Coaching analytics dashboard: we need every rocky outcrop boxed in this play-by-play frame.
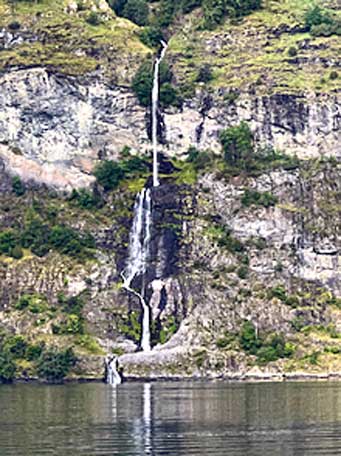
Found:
[164,91,341,159]
[0,66,340,190]
[0,68,148,189]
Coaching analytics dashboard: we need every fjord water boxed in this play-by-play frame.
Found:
[1,382,341,456]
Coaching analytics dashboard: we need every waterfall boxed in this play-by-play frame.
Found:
[106,356,121,385]
[122,188,152,352]
[152,40,168,188]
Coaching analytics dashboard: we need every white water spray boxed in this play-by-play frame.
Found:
[106,356,121,385]
[152,40,168,188]
[122,188,152,352]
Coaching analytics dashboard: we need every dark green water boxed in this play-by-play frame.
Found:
[1,381,341,455]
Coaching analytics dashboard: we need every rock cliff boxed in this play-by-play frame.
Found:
[0,0,340,382]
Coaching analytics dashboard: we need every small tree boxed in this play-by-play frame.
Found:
[122,0,149,26]
[219,122,254,169]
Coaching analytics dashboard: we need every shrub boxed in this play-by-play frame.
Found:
[132,59,176,107]
[330,71,338,80]
[267,285,287,302]
[241,189,278,208]
[305,6,331,29]
[53,314,84,335]
[237,265,248,279]
[86,11,101,26]
[36,348,76,382]
[10,245,23,259]
[239,321,261,354]
[25,343,44,361]
[219,122,254,169]
[12,176,25,196]
[69,188,102,209]
[122,0,149,26]
[186,147,212,170]
[160,82,180,107]
[196,64,213,83]
[3,335,27,359]
[16,294,47,314]
[94,156,148,191]
[288,46,298,57]
[94,160,125,191]
[139,26,164,48]
[0,352,16,383]
[0,230,18,255]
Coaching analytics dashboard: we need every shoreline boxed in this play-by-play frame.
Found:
[5,371,341,385]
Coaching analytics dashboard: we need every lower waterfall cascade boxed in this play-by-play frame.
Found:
[106,356,122,386]
[122,188,152,352]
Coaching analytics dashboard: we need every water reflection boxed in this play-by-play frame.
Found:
[0,382,341,455]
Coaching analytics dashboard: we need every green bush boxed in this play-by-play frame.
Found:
[220,122,254,169]
[239,321,261,354]
[36,348,76,382]
[49,225,94,257]
[305,5,332,29]
[0,230,18,255]
[10,245,23,259]
[241,189,278,208]
[267,285,287,302]
[94,160,125,190]
[94,156,148,191]
[0,352,16,383]
[288,46,298,57]
[122,0,149,26]
[25,343,45,361]
[139,25,164,48]
[237,265,248,279]
[132,59,178,108]
[186,147,212,170]
[3,335,27,359]
[69,188,102,210]
[239,321,294,364]
[86,11,101,26]
[12,176,25,196]
[196,64,213,83]
[52,314,84,335]
[15,294,48,314]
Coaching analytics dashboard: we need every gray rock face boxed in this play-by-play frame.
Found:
[0,68,148,189]
[163,91,341,159]
[0,67,340,189]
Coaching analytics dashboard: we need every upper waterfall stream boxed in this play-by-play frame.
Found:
[152,40,168,188]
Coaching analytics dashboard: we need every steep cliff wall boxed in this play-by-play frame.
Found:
[0,0,340,382]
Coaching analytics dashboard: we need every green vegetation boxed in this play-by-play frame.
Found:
[36,348,76,382]
[95,155,149,191]
[168,0,341,95]
[206,223,245,254]
[0,0,149,81]
[0,331,73,383]
[219,123,300,176]
[157,316,179,345]
[0,352,16,383]
[15,294,48,314]
[132,59,179,107]
[239,321,294,364]
[0,210,96,260]
[118,311,141,343]
[305,5,341,37]
[12,176,25,197]
[241,189,278,208]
